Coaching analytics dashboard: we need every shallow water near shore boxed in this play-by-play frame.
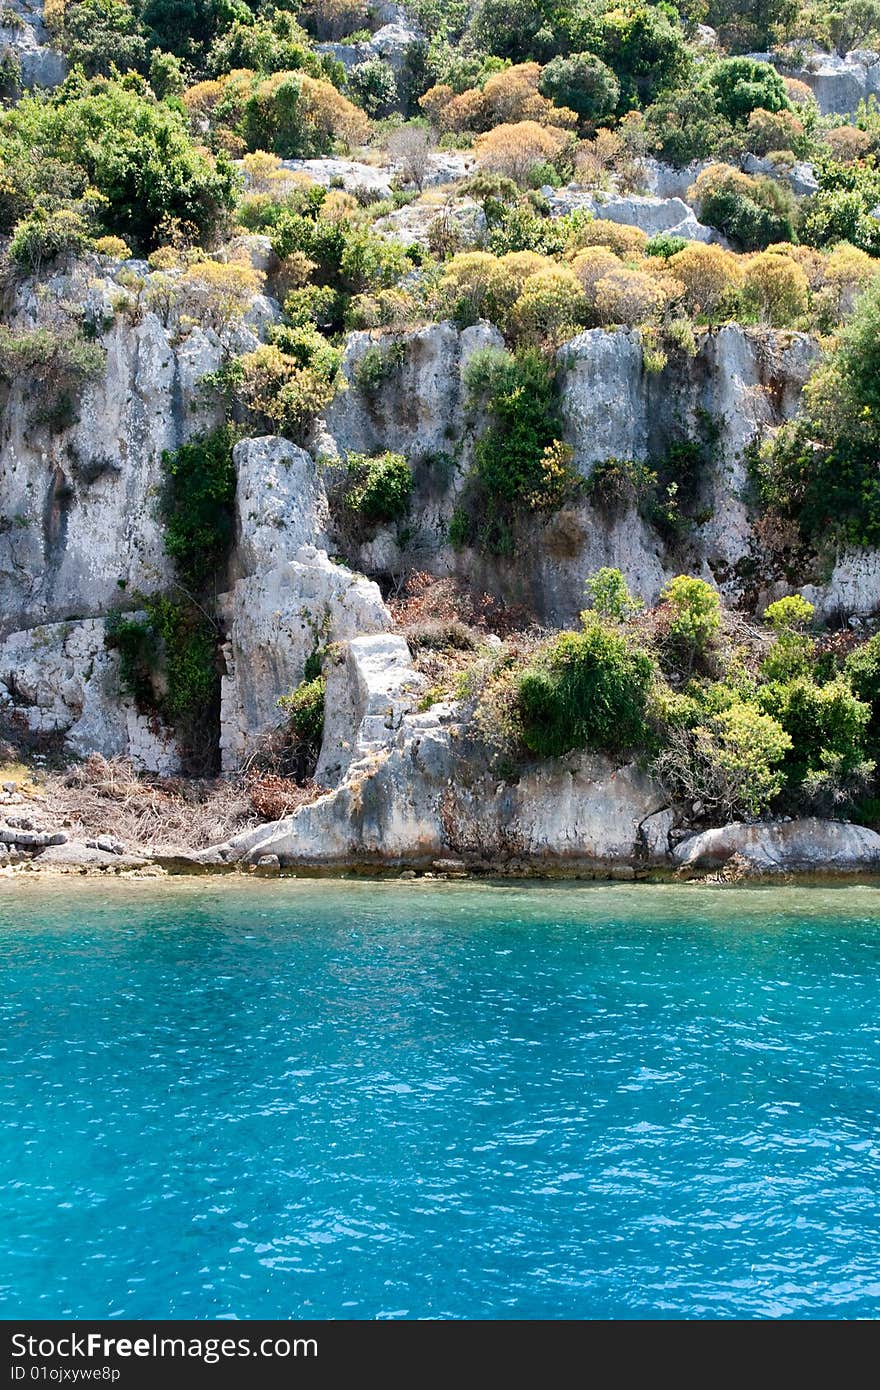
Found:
[2,877,880,1320]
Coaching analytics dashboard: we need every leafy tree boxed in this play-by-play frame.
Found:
[468,0,552,63]
[589,3,691,107]
[830,0,880,56]
[705,0,798,52]
[707,57,790,126]
[140,0,253,62]
[0,79,236,249]
[347,58,398,118]
[58,0,148,77]
[644,85,730,166]
[538,52,620,125]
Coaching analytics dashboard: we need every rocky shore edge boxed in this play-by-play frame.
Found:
[4,816,880,886]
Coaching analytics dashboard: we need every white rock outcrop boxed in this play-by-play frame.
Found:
[546,188,718,242]
[322,319,504,459]
[0,285,230,634]
[230,436,330,578]
[673,818,880,873]
[316,633,428,786]
[768,48,880,115]
[0,619,179,772]
[373,197,487,249]
[205,626,670,868]
[219,548,391,770]
[0,2,67,89]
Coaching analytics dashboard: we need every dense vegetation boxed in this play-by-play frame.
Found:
[467,569,880,825]
[4,0,880,821]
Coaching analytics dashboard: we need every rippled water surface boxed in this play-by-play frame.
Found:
[2,878,880,1319]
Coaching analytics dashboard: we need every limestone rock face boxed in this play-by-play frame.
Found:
[741,153,818,196]
[315,18,423,80]
[773,49,880,115]
[273,151,474,196]
[546,189,718,242]
[231,436,330,579]
[219,548,391,771]
[316,633,428,787]
[0,298,226,636]
[322,319,504,460]
[0,619,179,772]
[0,2,67,89]
[557,325,818,590]
[206,632,669,868]
[803,551,880,620]
[373,197,487,249]
[673,818,880,873]
[312,320,822,625]
[208,714,668,869]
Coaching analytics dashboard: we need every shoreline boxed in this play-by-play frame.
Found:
[6,853,880,887]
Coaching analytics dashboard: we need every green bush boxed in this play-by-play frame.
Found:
[760,593,816,682]
[278,675,326,778]
[0,78,236,250]
[695,173,797,250]
[538,52,620,124]
[223,328,342,442]
[653,698,792,820]
[645,232,689,259]
[661,575,721,666]
[58,0,148,78]
[347,57,398,116]
[9,207,94,273]
[106,596,221,771]
[353,340,406,397]
[584,567,642,623]
[0,324,106,429]
[343,451,413,524]
[644,85,733,166]
[160,426,237,591]
[757,676,871,792]
[844,633,880,750]
[707,57,791,125]
[515,622,655,759]
[104,611,158,709]
[763,594,815,631]
[752,278,880,548]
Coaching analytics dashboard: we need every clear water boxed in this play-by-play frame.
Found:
[2,878,880,1321]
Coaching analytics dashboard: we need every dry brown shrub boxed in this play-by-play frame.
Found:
[42,755,258,852]
[248,774,325,821]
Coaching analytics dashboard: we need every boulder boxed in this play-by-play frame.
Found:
[771,48,880,116]
[373,197,487,249]
[673,818,880,873]
[546,188,718,242]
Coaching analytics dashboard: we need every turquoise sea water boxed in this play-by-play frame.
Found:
[1,878,880,1320]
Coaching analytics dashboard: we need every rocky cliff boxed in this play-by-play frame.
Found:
[1,252,878,874]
